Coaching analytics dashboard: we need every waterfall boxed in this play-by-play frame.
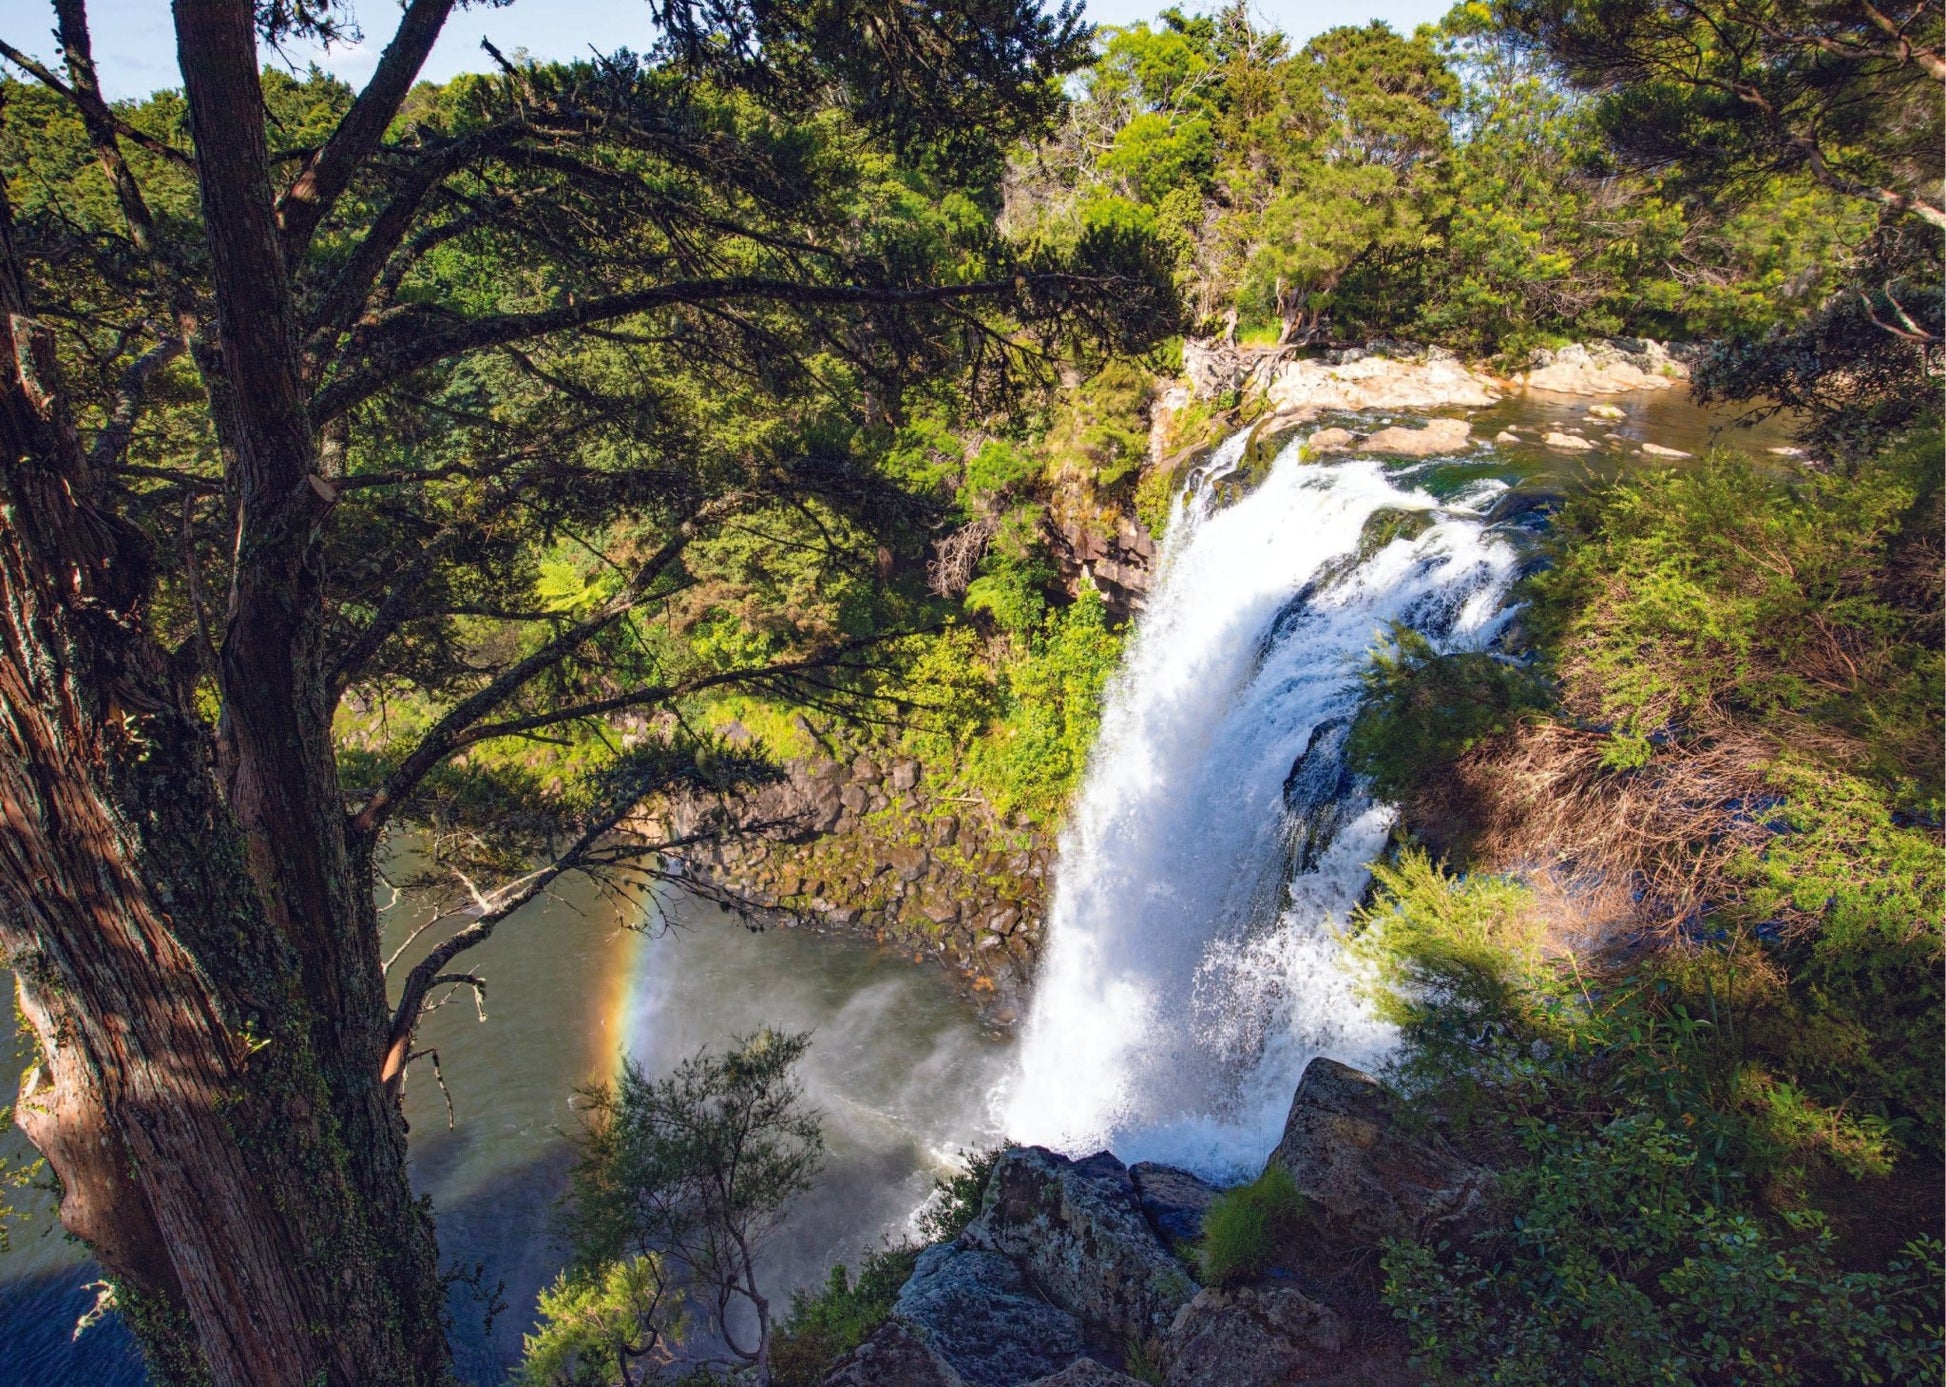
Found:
[997,426,1523,1179]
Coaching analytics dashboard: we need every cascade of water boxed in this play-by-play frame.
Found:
[996,427,1522,1179]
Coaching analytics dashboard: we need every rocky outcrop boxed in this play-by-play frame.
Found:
[1050,511,1158,612]
[891,1245,1089,1387]
[1261,345,1500,416]
[1516,338,1691,394]
[1023,1362,1151,1387]
[819,1319,962,1387]
[1128,1163,1220,1247]
[1266,1056,1490,1243]
[663,736,1053,999]
[1361,417,1472,457]
[1161,1284,1348,1387]
[964,1147,1200,1342]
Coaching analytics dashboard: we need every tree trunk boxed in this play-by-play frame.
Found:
[0,8,454,1379]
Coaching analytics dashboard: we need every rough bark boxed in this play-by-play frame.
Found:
[0,5,453,1381]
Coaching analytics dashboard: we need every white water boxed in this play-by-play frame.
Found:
[998,429,1522,1179]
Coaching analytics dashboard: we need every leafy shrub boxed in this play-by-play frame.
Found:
[770,1246,920,1387]
[1346,624,1549,800]
[513,1255,685,1387]
[918,1146,1005,1244]
[1196,1164,1307,1287]
[969,587,1123,820]
[1382,1116,1943,1386]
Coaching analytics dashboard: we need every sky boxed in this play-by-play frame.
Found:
[3,0,1454,102]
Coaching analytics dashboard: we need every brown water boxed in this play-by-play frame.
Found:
[0,388,1798,1385]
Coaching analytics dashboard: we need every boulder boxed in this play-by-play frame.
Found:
[1161,1284,1348,1387]
[1128,1162,1221,1246]
[893,1245,1086,1387]
[1304,426,1359,455]
[885,843,931,883]
[821,1319,963,1387]
[1362,417,1471,457]
[1640,441,1691,458]
[1266,1057,1489,1245]
[963,1147,1198,1341]
[1542,431,1594,451]
[1263,351,1499,416]
[1493,429,1519,444]
[1518,338,1689,395]
[1586,402,1627,420]
[1022,1362,1150,1387]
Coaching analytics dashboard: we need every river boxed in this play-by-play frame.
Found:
[0,389,1793,1384]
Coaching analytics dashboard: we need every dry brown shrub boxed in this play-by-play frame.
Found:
[1434,718,1784,947]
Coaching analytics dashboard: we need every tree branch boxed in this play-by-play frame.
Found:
[310,269,1120,422]
[278,0,457,263]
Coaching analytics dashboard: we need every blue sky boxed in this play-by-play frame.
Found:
[3,0,1454,102]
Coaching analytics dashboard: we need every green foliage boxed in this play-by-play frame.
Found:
[1196,1164,1308,1287]
[1346,624,1549,800]
[1045,359,1155,489]
[513,1255,686,1387]
[1383,1116,1943,1386]
[918,1146,1005,1244]
[770,1246,920,1387]
[967,587,1124,821]
[1535,443,1943,805]
[560,1030,824,1374]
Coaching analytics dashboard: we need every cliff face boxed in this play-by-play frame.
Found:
[820,1056,1488,1387]
[664,736,1053,1011]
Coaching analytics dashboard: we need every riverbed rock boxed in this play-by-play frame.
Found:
[1542,430,1594,451]
[1129,1162,1221,1246]
[1022,1361,1150,1387]
[1263,350,1499,416]
[1586,402,1627,420]
[1362,417,1471,457]
[1302,425,1360,455]
[1518,338,1689,394]
[894,1245,1087,1387]
[964,1147,1199,1340]
[820,1319,963,1387]
[1162,1284,1348,1387]
[1640,441,1692,458]
[1266,1057,1490,1244]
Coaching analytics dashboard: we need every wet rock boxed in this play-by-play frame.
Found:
[1266,1057,1489,1244]
[1161,1284,1348,1387]
[1128,1163,1221,1246]
[1518,338,1689,395]
[820,1318,961,1387]
[1022,1361,1150,1387]
[1304,426,1359,454]
[964,1147,1198,1341]
[1542,430,1594,451]
[894,1245,1086,1387]
[1640,441,1691,458]
[1283,718,1362,875]
[1361,417,1471,457]
[1494,428,1520,444]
